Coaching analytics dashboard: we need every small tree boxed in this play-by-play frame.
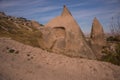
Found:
[101,43,120,65]
[101,14,120,65]
[110,14,120,38]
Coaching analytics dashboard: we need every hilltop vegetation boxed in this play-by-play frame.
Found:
[101,15,120,65]
[0,12,43,47]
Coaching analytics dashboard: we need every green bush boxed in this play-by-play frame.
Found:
[101,43,120,65]
[107,36,120,42]
[0,15,43,48]
[9,49,15,53]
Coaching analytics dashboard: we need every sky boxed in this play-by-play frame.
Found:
[0,0,120,34]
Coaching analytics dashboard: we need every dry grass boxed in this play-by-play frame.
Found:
[0,18,42,47]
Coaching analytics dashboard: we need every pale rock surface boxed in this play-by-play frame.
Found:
[0,38,120,80]
[39,5,96,59]
[90,17,106,46]
[90,17,106,58]
[31,20,42,29]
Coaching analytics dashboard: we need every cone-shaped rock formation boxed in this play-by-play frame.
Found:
[39,5,96,59]
[61,5,72,16]
[90,17,106,46]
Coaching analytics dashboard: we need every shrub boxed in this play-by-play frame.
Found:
[107,36,120,42]
[101,43,120,65]
[9,49,15,53]
[40,24,44,26]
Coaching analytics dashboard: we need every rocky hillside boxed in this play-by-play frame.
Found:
[0,6,120,80]
[0,12,43,47]
[0,37,120,80]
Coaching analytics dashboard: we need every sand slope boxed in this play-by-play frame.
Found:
[0,38,120,80]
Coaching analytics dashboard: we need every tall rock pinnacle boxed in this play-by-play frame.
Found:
[90,17,106,46]
[39,5,96,59]
[61,5,72,16]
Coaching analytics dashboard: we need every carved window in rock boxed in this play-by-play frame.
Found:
[52,27,66,39]
[50,27,66,51]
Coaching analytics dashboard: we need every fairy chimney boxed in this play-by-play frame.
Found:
[90,17,106,46]
[39,5,96,59]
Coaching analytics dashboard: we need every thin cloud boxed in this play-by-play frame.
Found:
[68,1,89,8]
[37,16,55,23]
[0,0,19,8]
[8,5,61,17]
[0,0,47,8]
[72,5,120,19]
[0,0,120,33]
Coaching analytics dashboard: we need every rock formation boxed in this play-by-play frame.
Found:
[39,5,96,59]
[90,17,106,58]
[31,20,42,29]
[90,17,106,47]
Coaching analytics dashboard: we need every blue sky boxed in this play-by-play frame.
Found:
[0,0,120,33]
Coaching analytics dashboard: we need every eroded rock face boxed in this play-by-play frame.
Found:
[39,6,96,59]
[90,17,106,46]
[39,27,66,53]
[90,17,106,58]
